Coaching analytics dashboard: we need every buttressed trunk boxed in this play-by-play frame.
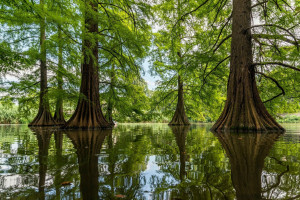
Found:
[212,0,284,132]
[54,25,66,125]
[64,0,110,129]
[215,133,281,200]
[29,0,56,127]
[66,129,111,200]
[169,75,190,125]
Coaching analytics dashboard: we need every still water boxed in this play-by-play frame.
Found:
[0,123,299,200]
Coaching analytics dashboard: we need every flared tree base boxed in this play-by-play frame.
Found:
[212,103,285,132]
[54,112,66,126]
[64,101,112,130]
[169,112,190,126]
[29,109,57,127]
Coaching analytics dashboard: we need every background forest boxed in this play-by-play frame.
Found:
[0,0,299,124]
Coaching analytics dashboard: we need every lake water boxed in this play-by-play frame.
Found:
[0,123,299,200]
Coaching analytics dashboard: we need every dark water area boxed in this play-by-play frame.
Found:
[0,123,299,200]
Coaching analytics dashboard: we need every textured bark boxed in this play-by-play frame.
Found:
[215,132,281,200]
[66,129,111,200]
[31,128,53,200]
[29,0,56,127]
[53,25,66,125]
[212,0,284,132]
[169,76,190,125]
[64,0,110,129]
[171,125,190,181]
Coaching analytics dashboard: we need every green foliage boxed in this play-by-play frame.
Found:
[277,115,300,123]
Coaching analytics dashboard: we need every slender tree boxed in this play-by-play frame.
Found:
[29,0,56,126]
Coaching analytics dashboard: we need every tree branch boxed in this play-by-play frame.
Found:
[252,34,299,45]
[253,62,300,72]
[255,71,285,103]
[245,24,299,50]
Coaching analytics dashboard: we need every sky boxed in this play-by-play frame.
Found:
[142,58,160,91]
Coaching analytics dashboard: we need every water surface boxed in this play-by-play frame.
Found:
[0,123,299,199]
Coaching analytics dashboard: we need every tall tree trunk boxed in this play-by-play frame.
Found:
[215,132,281,200]
[106,66,115,126]
[66,129,111,200]
[29,0,56,127]
[54,25,66,125]
[212,0,284,132]
[64,0,110,129]
[169,75,190,125]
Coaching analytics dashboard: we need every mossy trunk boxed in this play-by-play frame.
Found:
[67,129,111,200]
[212,0,284,132]
[215,132,281,199]
[169,76,190,125]
[64,0,110,129]
[29,0,56,127]
[53,26,66,125]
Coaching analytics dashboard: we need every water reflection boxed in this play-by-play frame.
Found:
[0,124,300,199]
[171,125,190,182]
[66,129,111,200]
[31,127,53,200]
[215,132,281,200]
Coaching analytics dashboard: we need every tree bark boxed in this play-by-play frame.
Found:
[64,0,111,129]
[215,132,281,200]
[54,25,66,125]
[29,0,56,127]
[212,0,284,132]
[66,129,111,200]
[169,75,190,125]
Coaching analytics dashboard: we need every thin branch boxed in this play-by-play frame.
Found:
[200,55,231,94]
[256,71,285,103]
[251,0,269,8]
[213,34,232,53]
[252,34,299,45]
[245,24,299,50]
[253,62,300,72]
[173,0,210,31]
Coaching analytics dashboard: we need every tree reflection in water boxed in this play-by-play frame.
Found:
[30,127,53,200]
[0,124,300,199]
[66,129,111,200]
[215,132,282,200]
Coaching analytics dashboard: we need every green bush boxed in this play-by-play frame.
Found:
[277,115,300,123]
